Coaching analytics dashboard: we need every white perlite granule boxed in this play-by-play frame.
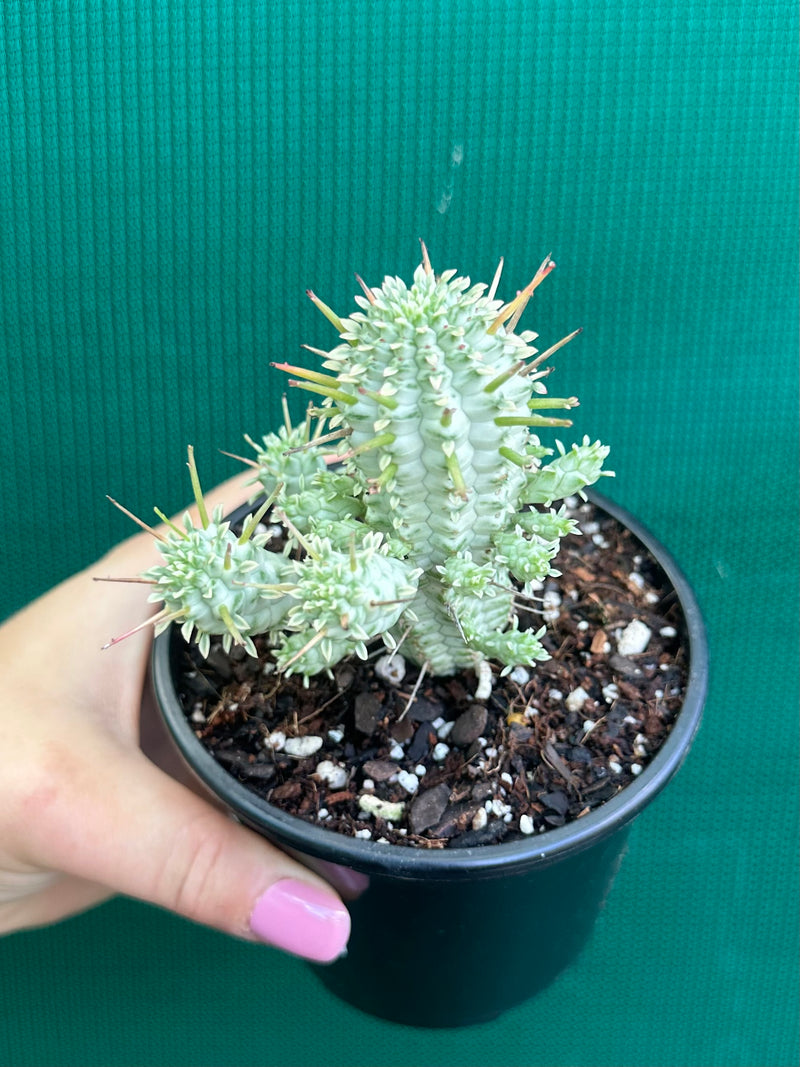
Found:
[473,659,493,700]
[313,760,347,789]
[617,619,652,656]
[284,736,324,758]
[265,730,286,751]
[565,686,590,712]
[374,653,406,685]
[542,589,562,623]
[396,770,419,794]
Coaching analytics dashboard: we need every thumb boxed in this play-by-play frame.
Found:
[16,736,351,963]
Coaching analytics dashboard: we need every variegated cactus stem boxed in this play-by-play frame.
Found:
[219,396,332,503]
[255,245,612,679]
[106,444,421,679]
[103,445,293,657]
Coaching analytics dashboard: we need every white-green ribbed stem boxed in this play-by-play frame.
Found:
[322,266,535,571]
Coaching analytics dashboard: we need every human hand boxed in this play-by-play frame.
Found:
[0,473,351,963]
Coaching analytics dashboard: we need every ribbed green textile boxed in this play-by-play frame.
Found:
[1,2,797,1065]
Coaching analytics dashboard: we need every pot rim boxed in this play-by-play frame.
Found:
[152,489,707,880]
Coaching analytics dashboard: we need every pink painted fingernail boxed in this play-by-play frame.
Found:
[249,879,351,963]
[312,859,370,899]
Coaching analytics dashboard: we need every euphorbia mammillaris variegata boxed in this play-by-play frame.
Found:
[112,249,611,682]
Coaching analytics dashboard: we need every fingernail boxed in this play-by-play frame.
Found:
[312,859,370,900]
[249,879,351,963]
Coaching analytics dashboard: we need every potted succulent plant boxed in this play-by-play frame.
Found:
[111,247,707,1027]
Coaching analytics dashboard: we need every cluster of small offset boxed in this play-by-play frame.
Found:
[143,253,611,681]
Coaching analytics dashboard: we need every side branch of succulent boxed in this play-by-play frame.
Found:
[112,250,612,683]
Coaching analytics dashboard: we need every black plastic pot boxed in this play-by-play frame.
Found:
[152,491,707,1027]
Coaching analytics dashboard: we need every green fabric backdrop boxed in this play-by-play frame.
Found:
[1,2,797,1065]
